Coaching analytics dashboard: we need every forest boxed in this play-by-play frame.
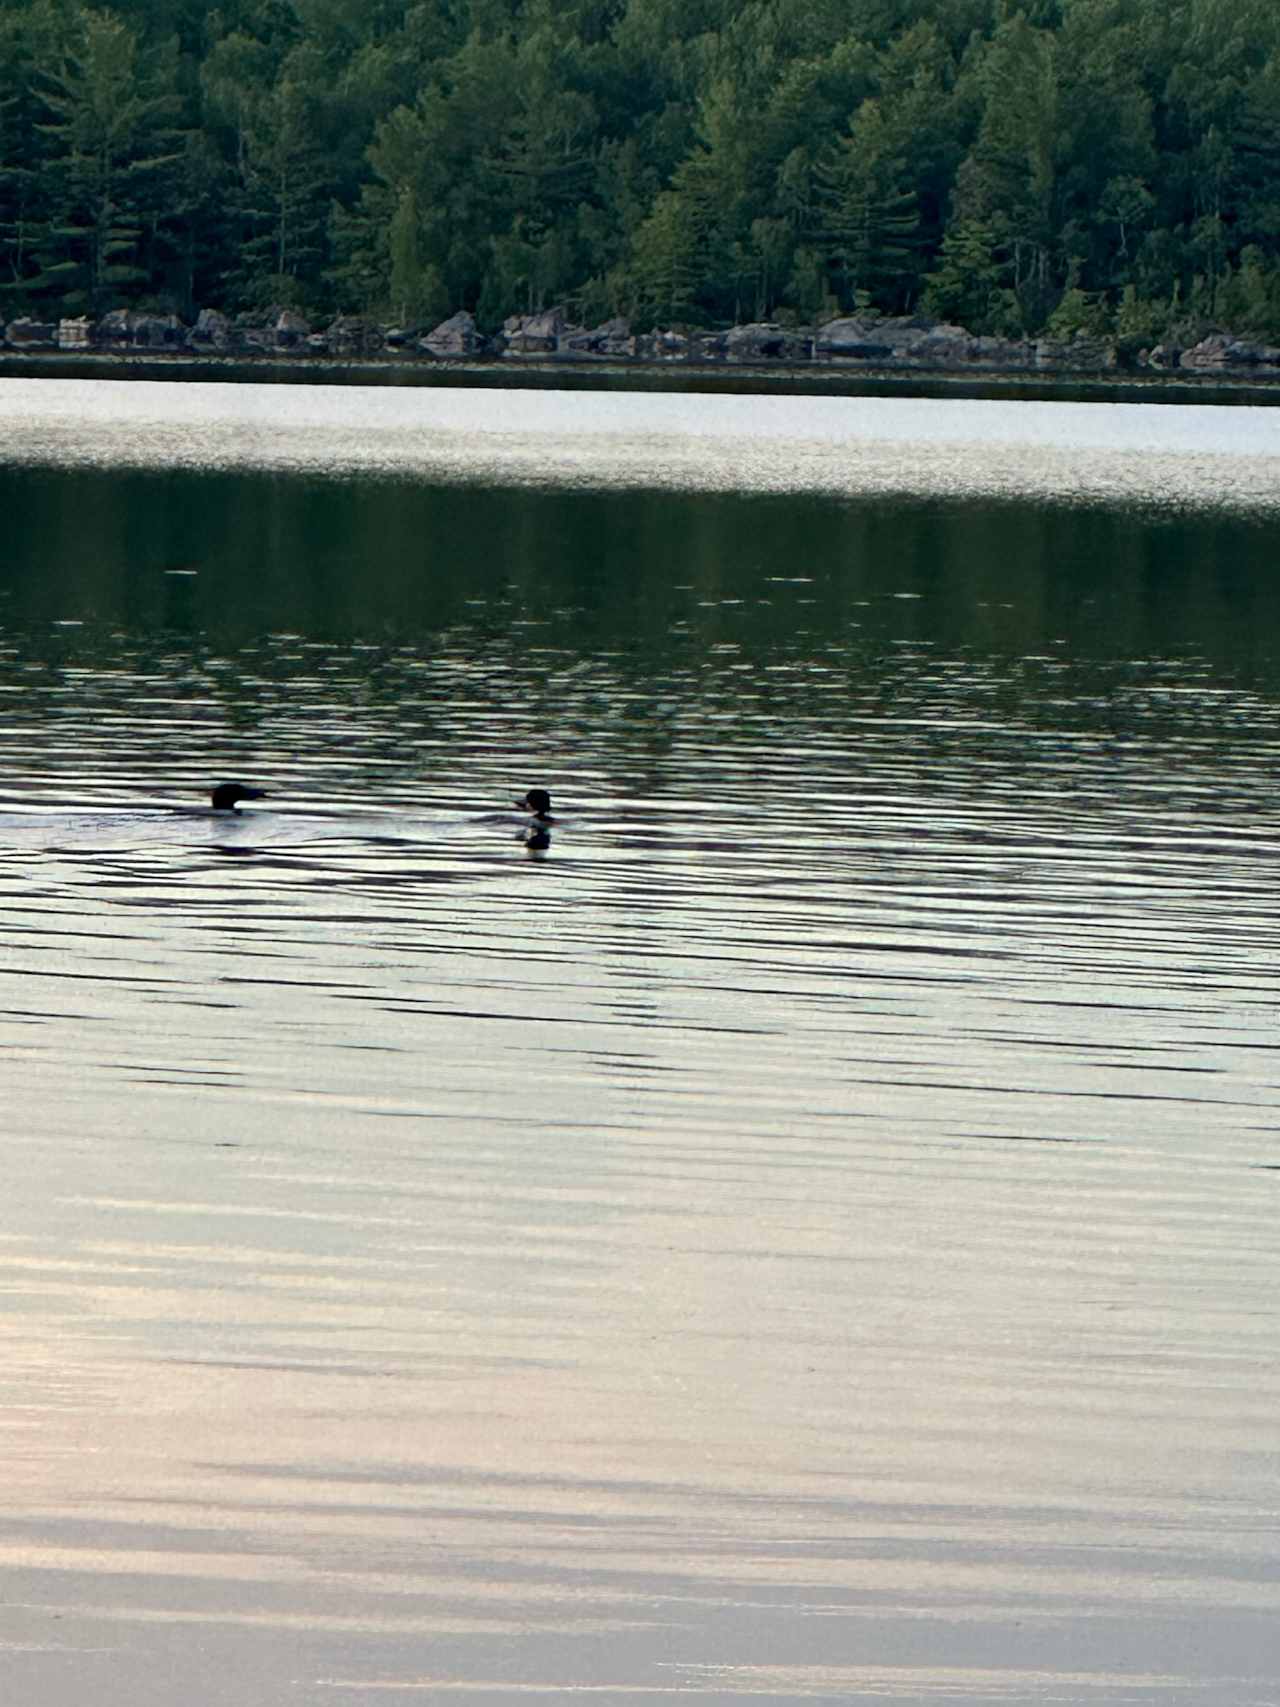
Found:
[2,0,1280,345]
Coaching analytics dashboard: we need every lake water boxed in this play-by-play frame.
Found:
[1,377,1278,1705]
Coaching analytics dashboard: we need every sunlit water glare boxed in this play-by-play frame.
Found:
[6,375,1280,507]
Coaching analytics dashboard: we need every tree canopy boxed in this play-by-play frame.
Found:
[3,0,1279,339]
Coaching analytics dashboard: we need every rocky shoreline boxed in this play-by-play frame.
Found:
[5,304,1280,380]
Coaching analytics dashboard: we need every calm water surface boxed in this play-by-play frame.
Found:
[1,379,1279,1705]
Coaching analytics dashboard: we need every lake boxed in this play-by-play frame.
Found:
[1,377,1278,1706]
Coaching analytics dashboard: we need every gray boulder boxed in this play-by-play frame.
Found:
[1229,337,1280,367]
[228,305,295,354]
[641,328,692,359]
[562,317,635,357]
[918,323,995,364]
[1145,343,1182,369]
[817,314,1072,370]
[816,315,985,365]
[1180,333,1232,369]
[725,322,813,361]
[189,308,235,350]
[815,316,899,361]
[95,308,134,345]
[1034,334,1117,371]
[502,307,567,353]
[420,310,485,357]
[274,309,310,350]
[138,313,184,349]
[324,314,384,355]
[4,317,57,348]
[1182,333,1280,370]
[92,308,183,348]
[822,319,914,361]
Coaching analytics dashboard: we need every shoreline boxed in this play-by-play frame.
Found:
[4,348,1280,406]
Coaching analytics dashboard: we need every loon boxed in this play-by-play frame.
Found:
[516,787,554,851]
[516,787,554,823]
[211,782,269,812]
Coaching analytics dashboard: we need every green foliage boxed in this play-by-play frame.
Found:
[1111,281,1179,352]
[631,185,704,322]
[1213,245,1280,337]
[0,0,1278,336]
[923,217,1008,330]
[0,1,53,296]
[23,6,184,311]
[812,99,922,312]
[1044,285,1110,339]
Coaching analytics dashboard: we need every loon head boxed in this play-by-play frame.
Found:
[211,781,268,812]
[518,787,553,820]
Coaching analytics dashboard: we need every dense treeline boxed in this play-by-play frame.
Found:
[2,0,1280,341]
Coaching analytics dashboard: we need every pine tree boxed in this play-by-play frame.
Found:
[812,101,921,311]
[0,3,55,303]
[30,7,183,313]
[922,216,1012,332]
[630,186,704,323]
[202,36,332,308]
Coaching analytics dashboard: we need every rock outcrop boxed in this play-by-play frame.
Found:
[502,307,567,353]
[562,317,635,358]
[96,309,185,348]
[1146,343,1181,369]
[1181,332,1280,370]
[4,303,1279,378]
[420,310,485,357]
[274,309,311,349]
[189,308,234,350]
[725,322,814,361]
[5,317,59,348]
[1034,334,1117,371]
[324,314,384,355]
[818,315,1027,367]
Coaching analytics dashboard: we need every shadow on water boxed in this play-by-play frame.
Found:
[4,459,1280,664]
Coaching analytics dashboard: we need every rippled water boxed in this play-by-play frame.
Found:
[1,379,1279,1705]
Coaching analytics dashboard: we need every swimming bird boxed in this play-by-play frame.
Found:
[210,782,269,812]
[516,787,554,823]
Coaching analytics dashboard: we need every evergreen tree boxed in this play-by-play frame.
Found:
[951,12,1063,328]
[0,0,1277,337]
[0,2,51,301]
[630,184,704,323]
[922,215,1011,330]
[1232,61,1280,249]
[813,100,922,311]
[29,6,184,313]
[202,33,331,308]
